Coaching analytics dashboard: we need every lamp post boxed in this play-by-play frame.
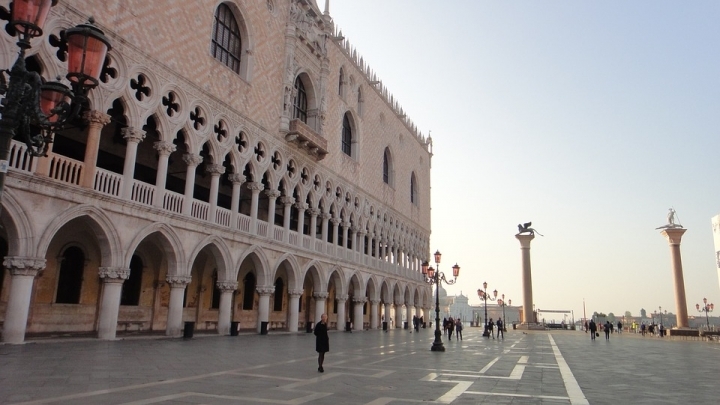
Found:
[498,294,509,332]
[658,306,663,325]
[477,282,497,337]
[696,298,714,330]
[0,0,111,206]
[421,250,460,352]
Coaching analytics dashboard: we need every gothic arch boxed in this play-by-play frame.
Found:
[187,235,234,281]
[0,191,34,257]
[126,222,185,277]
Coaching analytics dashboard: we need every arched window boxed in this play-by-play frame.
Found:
[411,172,419,206]
[210,270,221,309]
[211,4,242,73]
[56,246,85,304]
[341,113,352,156]
[383,147,393,185]
[273,278,284,311]
[293,77,307,123]
[121,255,143,306]
[242,272,256,310]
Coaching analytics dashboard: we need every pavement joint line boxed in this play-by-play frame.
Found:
[435,380,474,404]
[118,390,333,405]
[465,390,571,401]
[479,356,500,373]
[548,333,590,405]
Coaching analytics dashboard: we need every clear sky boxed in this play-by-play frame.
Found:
[329,1,720,322]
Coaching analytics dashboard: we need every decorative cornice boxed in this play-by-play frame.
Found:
[183,153,203,167]
[216,281,238,292]
[122,127,146,143]
[3,256,45,276]
[166,275,192,286]
[154,140,177,156]
[99,267,130,280]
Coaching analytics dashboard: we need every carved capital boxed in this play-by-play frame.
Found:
[313,292,330,300]
[256,286,275,295]
[216,280,238,292]
[166,275,192,286]
[4,256,45,276]
[330,217,341,225]
[370,299,382,305]
[280,196,295,206]
[122,127,146,143]
[99,267,130,280]
[265,189,281,199]
[183,153,203,167]
[206,164,225,176]
[247,182,264,192]
[307,208,320,217]
[288,289,304,297]
[353,297,368,304]
[350,226,359,233]
[321,212,332,220]
[83,110,111,126]
[335,295,348,302]
[228,173,246,184]
[154,140,177,156]
[294,202,308,211]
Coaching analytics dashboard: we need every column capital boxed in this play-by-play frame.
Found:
[307,208,320,217]
[336,295,348,301]
[206,164,225,176]
[341,221,351,228]
[166,275,192,286]
[182,153,203,167]
[330,217,341,225]
[321,212,332,220]
[515,233,535,248]
[3,256,45,276]
[122,127,146,143]
[313,292,329,300]
[216,280,238,292]
[99,267,130,281]
[83,110,111,126]
[228,173,246,184]
[153,140,177,156]
[257,286,275,295]
[288,289,304,297]
[247,181,264,192]
[661,227,687,245]
[280,196,295,206]
[294,202,308,211]
[265,189,282,199]
[353,297,367,304]
[370,299,381,305]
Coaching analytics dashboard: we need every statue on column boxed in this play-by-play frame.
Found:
[656,208,683,229]
[517,222,543,236]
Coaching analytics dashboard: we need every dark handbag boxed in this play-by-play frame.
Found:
[595,332,600,337]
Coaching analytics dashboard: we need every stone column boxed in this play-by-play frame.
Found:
[314,292,329,325]
[1,257,45,344]
[661,228,690,328]
[97,267,130,340]
[181,153,203,215]
[216,281,237,335]
[341,222,350,249]
[321,212,330,246]
[257,286,274,333]
[287,289,303,332]
[331,218,340,246]
[280,196,294,243]
[153,141,176,207]
[80,110,111,188]
[350,226,358,252]
[120,127,146,199]
[353,297,366,331]
[247,182,263,233]
[229,174,245,229]
[405,301,413,329]
[308,208,319,240]
[395,298,404,328]
[295,202,308,243]
[336,295,347,331]
[206,164,225,223]
[370,299,380,329]
[384,302,392,328]
[165,275,191,337]
[516,234,535,325]
[265,189,281,225]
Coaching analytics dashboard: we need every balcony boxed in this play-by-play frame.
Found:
[286,119,328,161]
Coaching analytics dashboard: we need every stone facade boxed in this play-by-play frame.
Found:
[0,0,432,343]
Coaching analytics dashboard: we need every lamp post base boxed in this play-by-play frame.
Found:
[430,329,445,351]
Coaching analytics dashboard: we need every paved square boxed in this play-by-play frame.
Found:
[1,328,718,404]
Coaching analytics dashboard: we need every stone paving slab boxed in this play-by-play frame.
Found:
[1,328,718,404]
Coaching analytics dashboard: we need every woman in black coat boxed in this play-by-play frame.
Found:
[314,313,329,372]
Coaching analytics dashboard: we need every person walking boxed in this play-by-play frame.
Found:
[496,318,504,339]
[448,317,455,340]
[641,322,646,336]
[617,321,623,334]
[604,321,611,340]
[488,318,495,339]
[314,313,329,373]
[589,319,597,340]
[455,318,463,340]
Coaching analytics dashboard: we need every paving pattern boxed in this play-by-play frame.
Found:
[1,328,718,404]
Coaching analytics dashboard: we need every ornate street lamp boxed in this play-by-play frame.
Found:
[0,1,111,204]
[421,250,460,352]
[696,298,714,330]
[477,282,497,337]
[498,294,509,332]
